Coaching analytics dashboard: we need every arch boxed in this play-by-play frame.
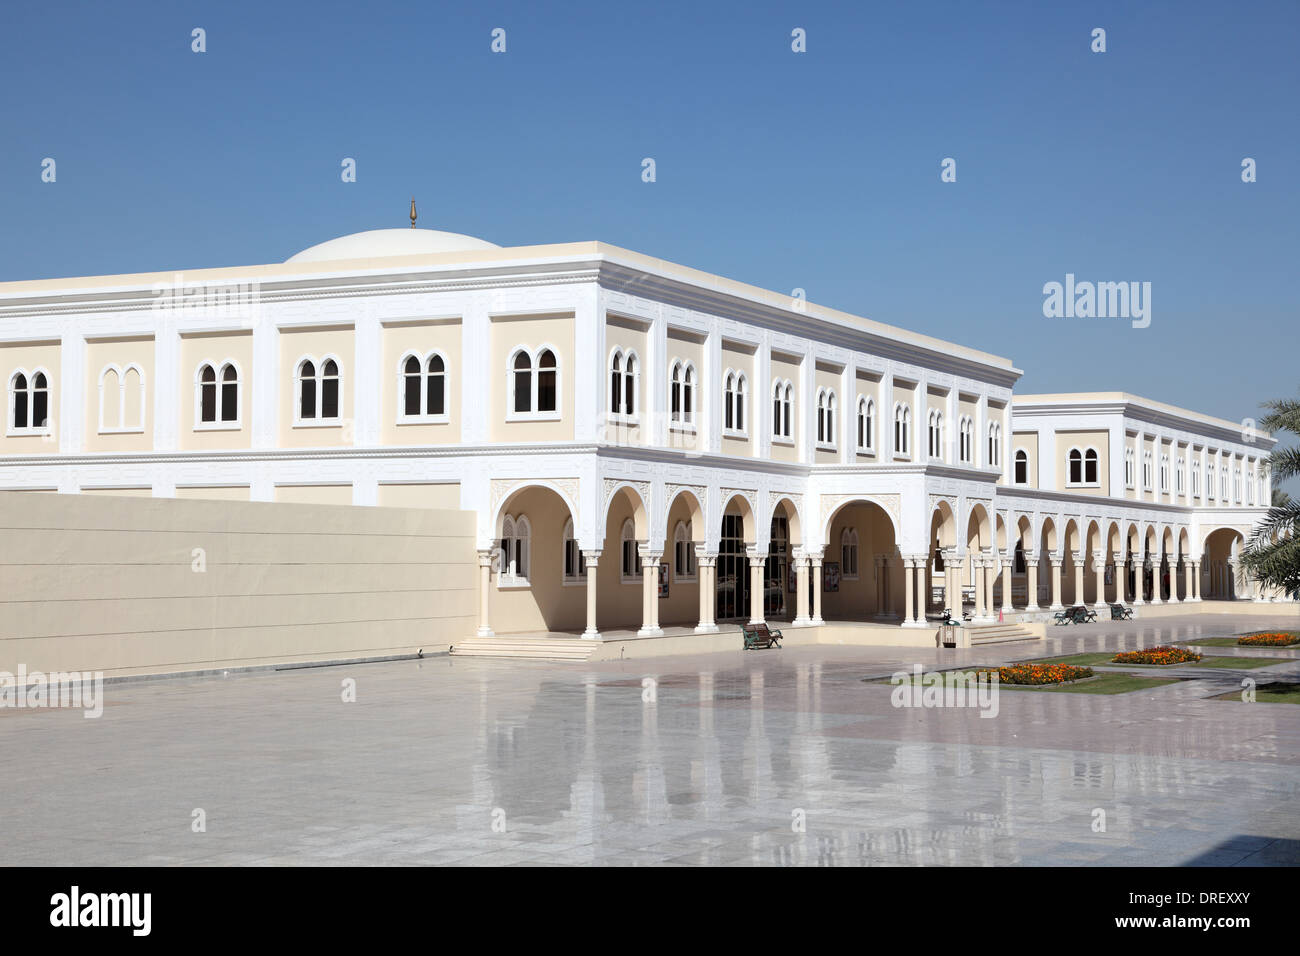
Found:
[1038,515,1059,556]
[769,495,804,548]
[1106,520,1123,556]
[721,492,757,545]
[492,479,581,541]
[930,499,957,552]
[1015,514,1033,550]
[994,512,1008,552]
[966,502,992,551]
[606,482,650,540]
[1084,518,1104,555]
[663,487,706,539]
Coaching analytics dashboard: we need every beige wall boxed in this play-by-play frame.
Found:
[80,487,152,497]
[1,340,60,451]
[822,503,899,620]
[488,313,575,443]
[853,371,880,458]
[376,482,462,510]
[814,366,843,463]
[83,336,155,454]
[179,331,253,450]
[275,484,353,505]
[770,353,801,463]
[1057,429,1109,496]
[720,341,755,456]
[891,380,916,460]
[666,329,704,455]
[174,485,251,501]
[380,319,461,445]
[1012,431,1038,488]
[0,491,476,678]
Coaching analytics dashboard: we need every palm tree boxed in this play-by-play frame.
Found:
[1240,393,1300,598]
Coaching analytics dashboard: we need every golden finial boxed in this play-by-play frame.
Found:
[409,197,417,229]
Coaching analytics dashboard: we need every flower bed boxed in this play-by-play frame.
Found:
[1237,632,1300,647]
[1112,646,1201,665]
[979,663,1094,685]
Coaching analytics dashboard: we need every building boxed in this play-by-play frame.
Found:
[0,226,1283,644]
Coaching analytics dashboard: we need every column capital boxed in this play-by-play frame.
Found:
[694,544,717,566]
[582,549,602,564]
[477,548,497,569]
[745,545,767,561]
[637,545,663,563]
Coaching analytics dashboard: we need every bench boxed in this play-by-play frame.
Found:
[742,622,783,650]
[1109,603,1134,620]
[941,608,964,627]
[1053,609,1074,625]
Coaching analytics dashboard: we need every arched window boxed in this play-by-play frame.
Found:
[196,361,240,426]
[1124,449,1135,488]
[99,366,121,430]
[817,389,835,445]
[609,348,638,418]
[773,380,793,440]
[959,416,973,464]
[988,422,1001,467]
[673,521,696,581]
[1014,449,1028,484]
[399,352,448,421]
[295,356,340,423]
[621,518,642,582]
[8,369,51,432]
[894,403,910,456]
[509,347,559,418]
[856,396,873,452]
[724,371,746,434]
[512,350,532,414]
[1143,451,1153,489]
[1220,465,1228,500]
[1014,540,1026,574]
[1084,447,1098,484]
[220,363,239,423]
[670,361,696,427]
[926,409,941,459]
[297,359,316,420]
[537,349,557,413]
[1159,454,1169,492]
[840,527,859,579]
[122,366,144,430]
[1068,447,1084,484]
[562,518,585,583]
[500,514,531,585]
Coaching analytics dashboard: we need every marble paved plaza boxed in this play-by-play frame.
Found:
[3,613,1298,866]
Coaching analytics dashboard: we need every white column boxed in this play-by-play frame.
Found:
[1049,558,1063,611]
[902,557,917,626]
[695,549,719,633]
[983,553,996,619]
[639,547,663,636]
[944,549,959,617]
[1073,553,1085,608]
[476,550,495,637]
[1092,551,1107,609]
[811,550,825,625]
[747,547,767,625]
[58,332,86,453]
[793,549,811,626]
[250,317,278,450]
[1001,558,1014,614]
[1025,550,1040,611]
[1150,554,1163,604]
[153,319,180,451]
[582,550,601,639]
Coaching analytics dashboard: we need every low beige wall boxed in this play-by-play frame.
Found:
[0,491,475,679]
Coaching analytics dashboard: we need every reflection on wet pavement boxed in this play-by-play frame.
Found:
[2,614,1297,865]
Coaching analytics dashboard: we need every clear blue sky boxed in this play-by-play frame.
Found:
[2,0,1296,465]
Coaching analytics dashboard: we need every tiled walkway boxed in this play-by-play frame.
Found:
[3,613,1297,865]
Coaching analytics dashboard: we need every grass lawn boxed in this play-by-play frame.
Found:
[1211,682,1300,704]
[999,673,1178,695]
[1033,652,1283,670]
[1187,635,1300,648]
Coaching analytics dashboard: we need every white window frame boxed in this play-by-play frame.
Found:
[608,347,640,424]
[397,349,450,425]
[723,370,748,438]
[926,409,943,461]
[840,527,859,580]
[6,367,53,436]
[856,396,874,455]
[506,345,561,422]
[194,359,242,431]
[1124,448,1135,489]
[988,422,1001,468]
[816,388,837,451]
[893,403,910,458]
[772,379,794,445]
[1014,448,1029,484]
[499,514,531,588]
[561,517,585,586]
[668,359,697,431]
[958,415,973,464]
[1067,446,1101,488]
[620,518,642,583]
[294,353,344,428]
[672,521,697,583]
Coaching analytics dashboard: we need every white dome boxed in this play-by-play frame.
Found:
[286,228,501,263]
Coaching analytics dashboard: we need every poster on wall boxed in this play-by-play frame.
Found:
[823,562,840,592]
[1105,565,1114,586]
[788,568,797,593]
[658,562,669,598]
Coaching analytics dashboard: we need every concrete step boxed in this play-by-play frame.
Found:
[967,624,1038,645]
[450,636,596,661]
